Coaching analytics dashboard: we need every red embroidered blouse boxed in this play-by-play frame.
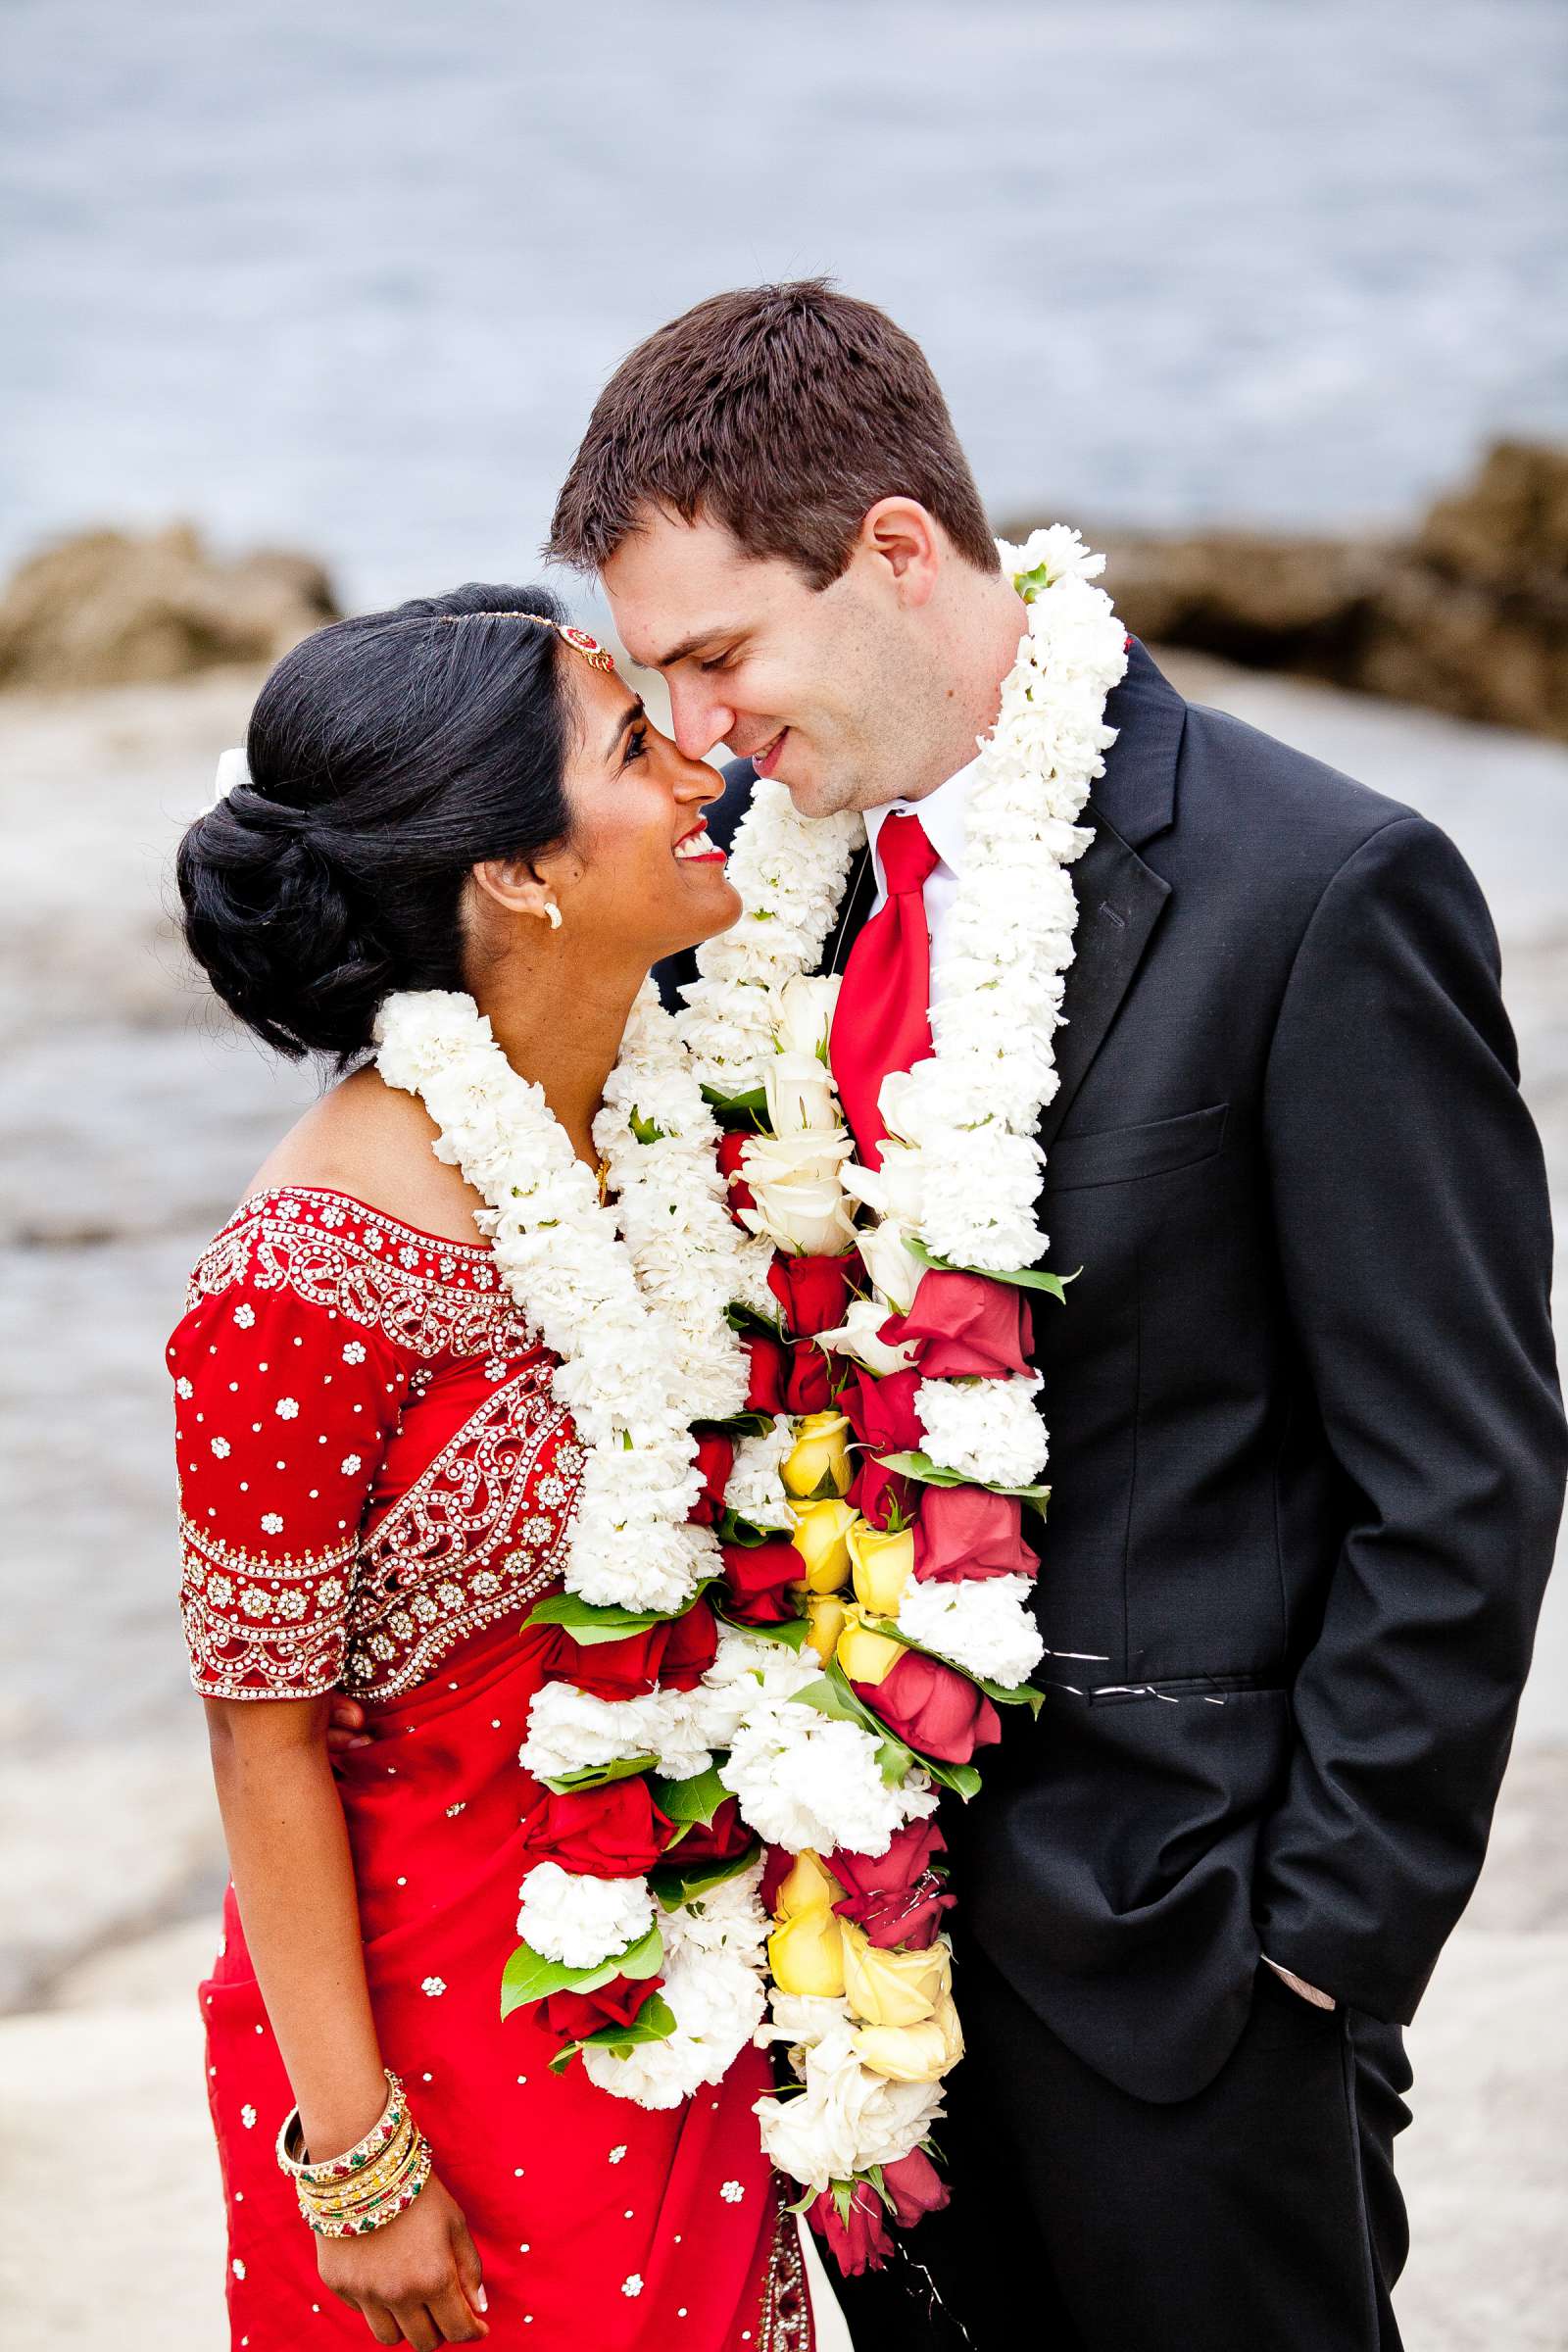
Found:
[169,1187,583,1704]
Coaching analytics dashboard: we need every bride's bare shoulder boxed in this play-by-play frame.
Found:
[242,1066,487,1245]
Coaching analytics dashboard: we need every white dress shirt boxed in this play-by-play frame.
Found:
[862,753,982,1003]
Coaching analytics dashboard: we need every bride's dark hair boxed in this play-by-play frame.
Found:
[176,584,575,1062]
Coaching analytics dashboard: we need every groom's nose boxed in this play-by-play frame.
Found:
[666,677,735,763]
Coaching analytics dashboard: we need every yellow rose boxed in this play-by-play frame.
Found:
[834,1604,905,1688]
[773,1850,844,1920]
[768,1904,846,1999]
[840,1919,951,2028]
[782,1412,854,1500]
[848,1521,915,1619]
[789,1498,858,1592]
[804,1590,851,1661]
[854,1991,965,2082]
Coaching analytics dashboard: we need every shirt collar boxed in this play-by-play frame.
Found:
[863,752,981,881]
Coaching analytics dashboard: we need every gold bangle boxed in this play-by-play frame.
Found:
[302,2134,432,2238]
[299,2115,419,2215]
[275,2069,407,2185]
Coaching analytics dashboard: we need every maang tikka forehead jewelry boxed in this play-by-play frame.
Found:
[438,612,616,672]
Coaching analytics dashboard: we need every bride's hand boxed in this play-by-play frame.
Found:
[318,2172,489,2347]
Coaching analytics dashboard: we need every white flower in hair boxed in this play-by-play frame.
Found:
[206,745,251,810]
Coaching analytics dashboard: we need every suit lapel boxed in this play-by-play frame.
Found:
[826,844,876,976]
[1035,640,1186,1148]
[1037,821,1171,1150]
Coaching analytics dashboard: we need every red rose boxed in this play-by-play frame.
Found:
[720,1535,806,1626]
[517,1777,676,1878]
[539,1973,664,2043]
[742,1331,790,1415]
[912,1486,1039,1584]
[851,1648,1002,1764]
[827,1819,955,1950]
[664,1793,756,1866]
[760,1843,795,1914]
[884,1268,1034,1380]
[841,1366,925,1454]
[716,1130,756,1223]
[533,1599,717,1699]
[881,2148,950,2228]
[687,1432,735,1525]
[849,1453,917,1533]
[808,2182,894,2277]
[766,1251,857,1339]
[784,1340,834,1415]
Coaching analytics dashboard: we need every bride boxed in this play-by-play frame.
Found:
[172,587,832,2350]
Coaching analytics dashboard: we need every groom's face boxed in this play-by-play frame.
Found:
[602,514,916,819]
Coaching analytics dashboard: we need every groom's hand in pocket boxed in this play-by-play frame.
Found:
[326,1695,374,1755]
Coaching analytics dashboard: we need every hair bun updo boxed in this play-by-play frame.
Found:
[176,583,576,1062]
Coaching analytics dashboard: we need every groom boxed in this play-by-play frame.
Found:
[546,282,1566,2349]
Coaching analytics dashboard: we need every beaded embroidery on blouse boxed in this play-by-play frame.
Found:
[172,1189,581,1704]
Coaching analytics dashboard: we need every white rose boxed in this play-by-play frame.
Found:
[857,1219,925,1315]
[813,1297,920,1378]
[740,1174,858,1258]
[774,973,841,1058]
[762,1051,841,1138]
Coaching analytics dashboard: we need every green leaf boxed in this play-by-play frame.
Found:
[547,1992,680,2074]
[702,1082,769,1121]
[875,1450,1052,1511]
[923,1758,984,1800]
[1013,560,1053,603]
[713,1608,810,1650]
[539,1753,658,1795]
[500,1924,664,2020]
[706,1410,779,1440]
[523,1586,716,1644]
[649,1843,761,1907]
[907,1236,1077,1301]
[716,1507,792,1548]
[627,1106,666,1145]
[648,1764,730,1826]
[725,1302,784,1340]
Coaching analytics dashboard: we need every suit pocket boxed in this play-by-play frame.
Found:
[1043,1102,1229,1192]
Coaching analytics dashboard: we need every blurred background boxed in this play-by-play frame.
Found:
[1,2,1564,2344]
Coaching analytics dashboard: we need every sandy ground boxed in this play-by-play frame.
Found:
[0,655,1563,2346]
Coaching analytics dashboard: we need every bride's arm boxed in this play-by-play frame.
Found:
[206,1692,489,2348]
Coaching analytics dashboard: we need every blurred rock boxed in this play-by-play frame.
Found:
[0,522,339,691]
[1005,441,1568,740]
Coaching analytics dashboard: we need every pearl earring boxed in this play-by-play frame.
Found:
[545,902,563,931]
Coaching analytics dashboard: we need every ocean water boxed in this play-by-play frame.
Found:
[2,0,1566,609]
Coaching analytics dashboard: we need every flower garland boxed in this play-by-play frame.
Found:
[376,983,776,2107]
[367,528,1125,2277]
[673,527,1127,2266]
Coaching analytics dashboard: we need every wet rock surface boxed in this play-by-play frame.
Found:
[0,524,339,693]
[1004,442,1568,740]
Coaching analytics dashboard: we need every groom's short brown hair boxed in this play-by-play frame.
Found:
[547,280,999,590]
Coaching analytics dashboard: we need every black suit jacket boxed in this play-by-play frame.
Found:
[658,643,1565,2102]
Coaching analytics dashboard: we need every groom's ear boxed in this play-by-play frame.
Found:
[856,497,943,610]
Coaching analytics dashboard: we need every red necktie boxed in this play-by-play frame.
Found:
[830,811,940,1170]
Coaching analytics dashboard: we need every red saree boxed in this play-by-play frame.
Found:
[172,1188,810,2351]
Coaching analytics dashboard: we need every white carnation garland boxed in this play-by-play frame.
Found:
[376,979,779,2106]
[676,529,1126,2204]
